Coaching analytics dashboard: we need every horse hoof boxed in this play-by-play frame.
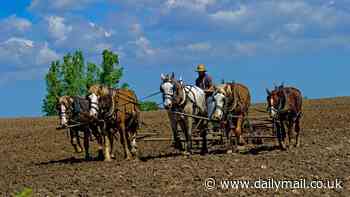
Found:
[131,148,138,155]
[85,156,92,161]
[125,156,133,161]
[200,149,209,155]
[181,151,191,156]
[226,149,233,154]
[280,144,287,150]
[111,154,116,159]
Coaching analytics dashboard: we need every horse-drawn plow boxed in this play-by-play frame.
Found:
[137,108,278,152]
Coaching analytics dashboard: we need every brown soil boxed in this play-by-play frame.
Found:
[1,97,350,196]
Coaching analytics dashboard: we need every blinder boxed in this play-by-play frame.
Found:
[211,92,227,118]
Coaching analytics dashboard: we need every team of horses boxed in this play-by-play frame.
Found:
[57,73,303,161]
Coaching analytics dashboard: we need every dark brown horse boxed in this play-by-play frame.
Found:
[57,96,102,160]
[209,83,251,151]
[88,85,140,161]
[266,85,303,149]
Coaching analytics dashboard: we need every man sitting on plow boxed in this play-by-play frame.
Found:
[208,82,251,152]
[195,64,214,99]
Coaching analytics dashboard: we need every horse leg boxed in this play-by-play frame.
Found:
[119,120,133,160]
[295,118,301,147]
[108,127,115,159]
[75,130,84,153]
[235,116,246,146]
[200,121,208,155]
[184,116,193,155]
[125,129,132,155]
[84,128,91,160]
[168,112,182,150]
[130,127,138,157]
[125,126,138,159]
[287,119,294,147]
[102,128,112,162]
[103,131,112,161]
[280,121,287,150]
[96,125,104,161]
[70,129,82,153]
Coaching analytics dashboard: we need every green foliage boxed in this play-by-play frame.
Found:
[121,83,130,90]
[42,49,125,116]
[61,51,86,96]
[42,61,63,116]
[86,62,101,89]
[15,187,33,197]
[100,49,123,88]
[139,101,159,111]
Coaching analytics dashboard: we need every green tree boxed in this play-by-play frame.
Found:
[139,101,159,111]
[121,83,130,89]
[42,61,63,116]
[61,51,86,96]
[86,62,101,89]
[100,49,123,88]
[42,49,125,116]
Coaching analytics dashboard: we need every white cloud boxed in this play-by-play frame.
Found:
[129,23,143,35]
[88,21,113,38]
[2,15,32,32]
[95,43,112,53]
[233,42,257,56]
[46,16,72,41]
[210,6,248,23]
[29,0,102,12]
[187,42,211,52]
[36,43,60,65]
[165,0,216,11]
[4,37,34,48]
[135,36,156,56]
[284,23,303,34]
[0,37,59,69]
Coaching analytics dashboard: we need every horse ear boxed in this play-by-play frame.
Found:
[273,82,277,90]
[160,73,165,81]
[171,72,175,80]
[280,82,284,89]
[266,88,271,96]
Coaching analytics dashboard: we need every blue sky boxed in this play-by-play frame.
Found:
[0,0,349,117]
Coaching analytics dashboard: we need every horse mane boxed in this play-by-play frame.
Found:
[59,96,73,106]
[215,84,231,96]
[88,84,100,95]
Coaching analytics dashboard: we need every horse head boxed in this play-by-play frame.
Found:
[266,85,285,118]
[209,84,228,121]
[160,73,185,109]
[57,96,74,126]
[88,84,102,118]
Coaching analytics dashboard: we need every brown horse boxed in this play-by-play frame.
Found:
[88,85,140,161]
[209,83,251,150]
[57,96,102,160]
[266,85,303,149]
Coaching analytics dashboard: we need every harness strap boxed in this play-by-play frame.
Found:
[184,86,204,114]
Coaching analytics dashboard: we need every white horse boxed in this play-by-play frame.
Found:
[160,73,208,155]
